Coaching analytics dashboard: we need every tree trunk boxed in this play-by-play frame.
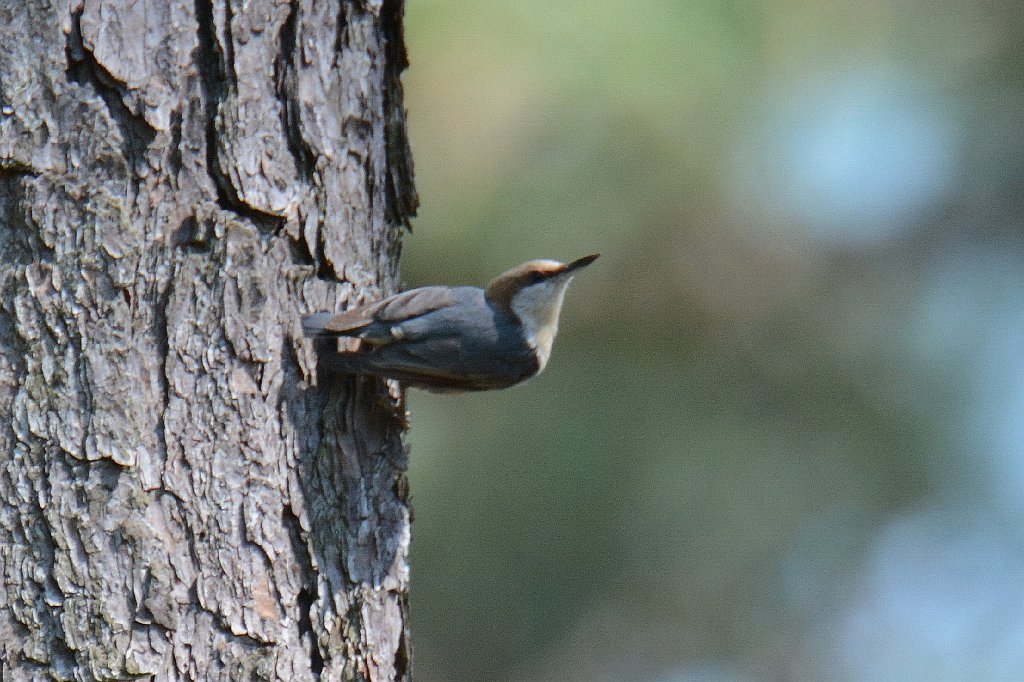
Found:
[0,0,417,679]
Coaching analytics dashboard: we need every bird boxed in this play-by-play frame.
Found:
[302,254,599,392]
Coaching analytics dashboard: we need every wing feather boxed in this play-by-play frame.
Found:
[319,287,460,335]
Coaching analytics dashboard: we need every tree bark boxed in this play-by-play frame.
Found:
[0,0,416,679]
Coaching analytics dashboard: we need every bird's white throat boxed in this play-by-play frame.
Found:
[510,276,573,370]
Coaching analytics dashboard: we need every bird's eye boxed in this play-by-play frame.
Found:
[529,272,544,284]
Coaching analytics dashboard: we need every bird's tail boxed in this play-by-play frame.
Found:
[301,313,336,337]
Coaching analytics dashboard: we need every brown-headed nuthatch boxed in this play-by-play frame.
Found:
[303,254,599,392]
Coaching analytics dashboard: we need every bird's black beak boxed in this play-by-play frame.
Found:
[563,253,600,274]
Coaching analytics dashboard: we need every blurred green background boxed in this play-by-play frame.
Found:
[398,1,1024,680]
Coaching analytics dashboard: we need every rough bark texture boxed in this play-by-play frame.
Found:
[0,0,417,679]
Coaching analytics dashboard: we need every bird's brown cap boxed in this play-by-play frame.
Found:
[485,254,599,310]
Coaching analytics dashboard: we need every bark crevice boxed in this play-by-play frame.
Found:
[193,0,286,232]
[65,7,157,182]
[153,260,174,481]
[380,0,418,230]
[283,503,324,676]
[278,0,316,183]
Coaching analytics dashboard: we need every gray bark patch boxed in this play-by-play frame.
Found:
[0,1,417,679]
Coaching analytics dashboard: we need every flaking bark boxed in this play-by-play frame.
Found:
[0,0,417,679]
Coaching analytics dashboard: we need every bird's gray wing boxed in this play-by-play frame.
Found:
[317,286,461,341]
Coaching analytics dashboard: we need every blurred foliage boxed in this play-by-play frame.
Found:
[398,1,1024,680]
